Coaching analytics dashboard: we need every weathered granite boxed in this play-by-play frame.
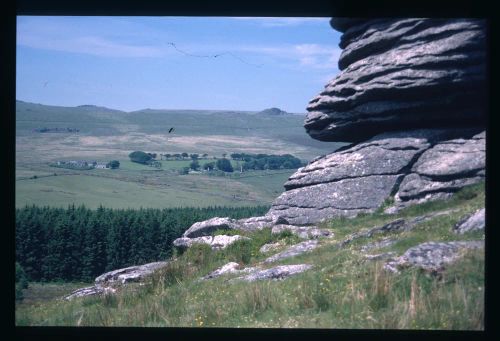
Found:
[264,240,319,263]
[182,217,242,238]
[284,129,440,190]
[360,238,397,252]
[259,242,284,254]
[237,215,289,232]
[231,264,313,282]
[173,235,250,250]
[383,241,484,273]
[64,285,116,301]
[269,175,400,225]
[454,208,485,234]
[65,261,168,300]
[270,129,484,224]
[341,209,459,248]
[200,262,260,281]
[393,131,485,207]
[306,18,486,142]
[271,224,333,239]
[95,261,168,285]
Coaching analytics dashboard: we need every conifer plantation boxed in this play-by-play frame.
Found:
[15,205,269,282]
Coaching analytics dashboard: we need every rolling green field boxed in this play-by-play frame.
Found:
[15,171,295,209]
[16,100,342,209]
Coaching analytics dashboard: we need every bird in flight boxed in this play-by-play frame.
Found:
[168,127,175,133]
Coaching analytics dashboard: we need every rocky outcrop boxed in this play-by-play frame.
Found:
[173,235,250,250]
[305,18,486,142]
[182,217,241,238]
[180,215,288,240]
[237,215,289,232]
[340,209,459,248]
[268,129,484,224]
[453,208,485,234]
[264,240,319,263]
[271,224,333,239]
[231,264,313,282]
[200,262,260,281]
[64,285,116,301]
[383,241,484,273]
[263,18,486,225]
[64,261,168,300]
[360,238,397,252]
[95,262,168,285]
[259,242,284,254]
[392,132,485,210]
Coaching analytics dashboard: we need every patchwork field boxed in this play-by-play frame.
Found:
[16,100,343,209]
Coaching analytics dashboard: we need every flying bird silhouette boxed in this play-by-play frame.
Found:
[168,127,174,133]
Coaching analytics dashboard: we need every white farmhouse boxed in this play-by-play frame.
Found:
[95,163,109,169]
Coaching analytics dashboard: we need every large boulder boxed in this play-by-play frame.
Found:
[268,129,484,225]
[305,18,486,142]
[182,217,242,238]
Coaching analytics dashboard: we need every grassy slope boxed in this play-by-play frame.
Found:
[15,172,288,209]
[15,182,485,329]
[16,156,294,208]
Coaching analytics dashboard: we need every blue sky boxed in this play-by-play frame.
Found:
[16,16,341,113]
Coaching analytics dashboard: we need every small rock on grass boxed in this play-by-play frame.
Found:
[383,241,484,273]
[264,240,319,263]
[453,208,485,234]
[231,264,313,282]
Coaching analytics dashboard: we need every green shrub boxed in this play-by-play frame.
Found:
[216,158,234,172]
[128,151,152,164]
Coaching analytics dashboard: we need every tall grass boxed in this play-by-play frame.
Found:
[15,182,485,329]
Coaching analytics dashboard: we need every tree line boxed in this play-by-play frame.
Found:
[230,153,304,171]
[15,204,269,282]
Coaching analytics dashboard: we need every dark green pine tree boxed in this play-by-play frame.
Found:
[81,214,107,281]
[105,211,122,271]
[129,211,147,265]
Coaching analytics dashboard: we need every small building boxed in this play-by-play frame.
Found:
[95,163,108,169]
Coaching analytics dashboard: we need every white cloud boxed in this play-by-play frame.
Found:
[16,16,341,69]
[17,16,171,58]
[236,43,341,70]
[18,30,164,58]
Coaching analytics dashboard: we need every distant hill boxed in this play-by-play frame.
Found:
[15,100,342,153]
[258,107,291,116]
[15,101,306,137]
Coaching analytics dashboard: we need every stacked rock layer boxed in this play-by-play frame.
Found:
[267,18,486,225]
[304,18,486,142]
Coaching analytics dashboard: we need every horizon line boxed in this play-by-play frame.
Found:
[15,99,307,115]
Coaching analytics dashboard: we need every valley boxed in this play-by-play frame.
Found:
[15,100,344,209]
